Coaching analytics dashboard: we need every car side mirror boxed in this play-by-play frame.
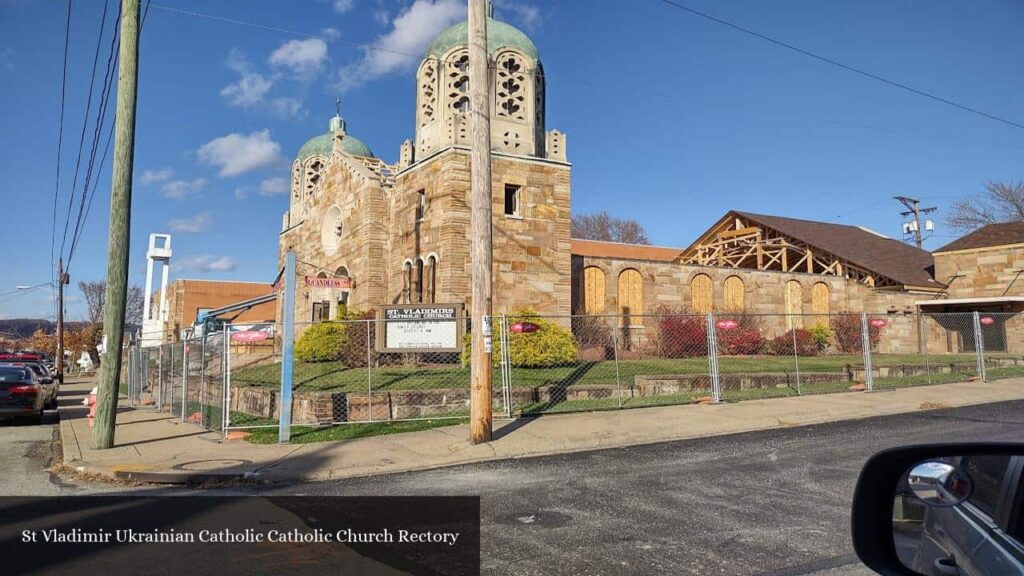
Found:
[851,444,1024,576]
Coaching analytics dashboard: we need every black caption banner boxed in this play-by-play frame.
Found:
[0,496,480,576]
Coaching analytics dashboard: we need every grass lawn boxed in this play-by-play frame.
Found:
[231,353,996,394]
[243,418,467,444]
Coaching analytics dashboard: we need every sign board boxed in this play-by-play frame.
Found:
[715,319,739,331]
[232,330,271,343]
[980,316,996,326]
[510,322,540,334]
[305,276,352,290]
[869,319,888,329]
[376,304,465,353]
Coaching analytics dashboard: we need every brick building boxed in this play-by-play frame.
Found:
[151,279,276,342]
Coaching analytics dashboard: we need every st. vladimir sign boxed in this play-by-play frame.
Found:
[376,304,465,353]
[304,276,352,289]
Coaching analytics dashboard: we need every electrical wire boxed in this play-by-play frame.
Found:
[656,0,1024,130]
[50,0,74,319]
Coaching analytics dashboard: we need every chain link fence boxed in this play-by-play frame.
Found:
[117,311,1024,435]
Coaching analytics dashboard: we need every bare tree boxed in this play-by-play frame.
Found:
[571,211,651,245]
[78,281,145,326]
[946,180,1024,232]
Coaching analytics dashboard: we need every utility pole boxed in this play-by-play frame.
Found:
[468,0,493,445]
[56,257,68,384]
[92,0,139,450]
[894,196,937,249]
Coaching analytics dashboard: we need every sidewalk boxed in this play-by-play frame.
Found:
[58,376,1024,484]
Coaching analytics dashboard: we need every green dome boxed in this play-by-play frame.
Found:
[296,115,375,161]
[426,18,538,61]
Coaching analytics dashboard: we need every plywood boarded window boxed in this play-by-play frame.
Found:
[583,266,606,313]
[785,280,803,328]
[723,276,745,312]
[811,282,830,316]
[618,269,643,324]
[691,274,713,314]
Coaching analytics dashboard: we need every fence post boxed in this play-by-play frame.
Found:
[860,313,874,391]
[181,340,188,420]
[611,317,623,409]
[200,332,207,426]
[157,346,164,409]
[706,313,721,403]
[973,311,987,382]
[791,318,802,395]
[366,319,373,423]
[279,251,296,443]
[503,315,512,418]
[222,325,230,432]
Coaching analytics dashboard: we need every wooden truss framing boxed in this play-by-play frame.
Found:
[680,214,900,288]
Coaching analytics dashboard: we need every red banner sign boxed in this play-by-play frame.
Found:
[869,319,888,329]
[305,276,352,289]
[715,319,739,331]
[980,316,995,326]
[231,330,271,343]
[510,322,540,334]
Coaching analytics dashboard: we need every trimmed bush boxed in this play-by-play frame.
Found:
[831,315,879,353]
[808,322,835,352]
[462,310,578,368]
[295,322,349,363]
[769,329,819,356]
[336,309,378,368]
[718,327,765,356]
[654,314,708,358]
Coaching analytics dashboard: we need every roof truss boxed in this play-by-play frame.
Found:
[679,214,899,288]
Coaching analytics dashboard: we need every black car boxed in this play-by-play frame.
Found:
[1,362,58,410]
[0,366,45,423]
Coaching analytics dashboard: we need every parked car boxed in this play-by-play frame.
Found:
[0,365,45,424]
[0,361,57,410]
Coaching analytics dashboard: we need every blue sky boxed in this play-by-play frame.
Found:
[1,0,1021,320]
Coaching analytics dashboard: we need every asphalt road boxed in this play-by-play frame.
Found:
[0,409,75,496]
[264,400,1024,576]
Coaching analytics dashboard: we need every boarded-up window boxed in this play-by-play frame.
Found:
[691,274,713,314]
[583,266,606,313]
[785,280,803,328]
[811,282,830,316]
[723,276,745,312]
[618,269,643,323]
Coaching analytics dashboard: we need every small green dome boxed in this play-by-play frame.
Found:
[296,115,375,161]
[426,18,538,61]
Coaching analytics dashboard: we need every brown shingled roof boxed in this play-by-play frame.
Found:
[934,221,1024,253]
[733,212,939,288]
[570,239,684,262]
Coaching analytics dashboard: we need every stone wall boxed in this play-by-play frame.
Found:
[934,244,1024,300]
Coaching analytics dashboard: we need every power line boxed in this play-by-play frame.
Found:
[60,0,112,262]
[51,0,74,317]
[656,0,1024,131]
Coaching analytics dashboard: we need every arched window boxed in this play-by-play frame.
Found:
[812,282,830,317]
[618,269,643,324]
[414,258,424,303]
[583,266,606,313]
[495,51,528,122]
[403,262,412,304]
[723,276,745,313]
[691,274,713,314]
[446,51,470,115]
[785,280,803,328]
[425,256,437,304]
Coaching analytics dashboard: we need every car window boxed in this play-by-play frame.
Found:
[0,368,29,381]
[961,455,1012,517]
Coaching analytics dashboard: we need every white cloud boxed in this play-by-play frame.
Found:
[338,0,465,91]
[221,48,274,107]
[167,211,212,233]
[197,130,282,177]
[494,0,542,30]
[140,168,173,185]
[271,97,305,118]
[322,27,341,41]
[269,38,329,79]
[180,255,237,273]
[332,0,355,13]
[160,178,205,199]
[259,177,289,197]
[233,187,250,200]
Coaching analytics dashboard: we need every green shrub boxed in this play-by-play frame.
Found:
[808,322,835,352]
[462,310,579,368]
[295,322,349,363]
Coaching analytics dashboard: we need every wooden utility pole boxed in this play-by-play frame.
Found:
[56,257,68,384]
[895,196,937,249]
[92,0,139,449]
[468,0,493,444]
